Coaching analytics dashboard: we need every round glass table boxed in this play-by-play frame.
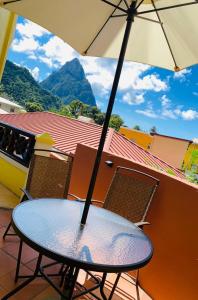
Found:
[3,199,153,300]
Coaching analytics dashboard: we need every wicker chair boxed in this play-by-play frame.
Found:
[88,166,160,300]
[3,149,74,282]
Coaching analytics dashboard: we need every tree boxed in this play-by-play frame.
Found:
[68,99,85,118]
[0,83,14,100]
[56,105,72,117]
[150,126,157,134]
[86,106,100,119]
[25,102,44,112]
[109,114,124,131]
[94,112,105,125]
[133,125,141,131]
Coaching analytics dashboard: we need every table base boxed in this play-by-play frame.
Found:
[1,257,112,300]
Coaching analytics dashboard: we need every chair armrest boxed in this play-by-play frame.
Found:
[67,193,81,200]
[67,194,104,206]
[90,200,104,206]
[135,221,150,228]
[20,188,33,201]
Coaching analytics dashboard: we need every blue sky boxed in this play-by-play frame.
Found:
[7,17,198,141]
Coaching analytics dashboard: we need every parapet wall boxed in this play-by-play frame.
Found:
[69,143,198,300]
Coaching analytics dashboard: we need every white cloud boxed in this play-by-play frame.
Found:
[136,101,158,118]
[29,67,40,81]
[160,95,177,119]
[174,68,191,81]
[122,92,144,105]
[133,74,167,92]
[11,37,40,53]
[161,95,198,120]
[84,58,113,91]
[161,95,171,107]
[193,92,198,97]
[136,108,158,118]
[193,138,198,144]
[83,59,167,100]
[119,62,150,90]
[175,109,198,120]
[39,36,77,67]
[135,94,198,121]
[16,20,50,38]
[162,109,177,119]
[39,56,59,68]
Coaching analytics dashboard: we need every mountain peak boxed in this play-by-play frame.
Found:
[41,58,96,106]
[61,58,85,81]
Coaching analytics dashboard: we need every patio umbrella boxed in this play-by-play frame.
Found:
[0,6,16,79]
[1,0,198,224]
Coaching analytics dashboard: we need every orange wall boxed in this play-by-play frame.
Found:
[69,144,198,300]
[150,135,190,169]
[119,127,153,150]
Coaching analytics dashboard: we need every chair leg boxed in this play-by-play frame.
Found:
[3,221,13,239]
[108,273,121,300]
[15,240,23,283]
[135,269,140,300]
[3,194,28,240]
[99,273,108,300]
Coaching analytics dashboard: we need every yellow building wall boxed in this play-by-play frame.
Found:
[0,132,55,197]
[183,143,198,171]
[0,154,27,197]
[119,127,153,150]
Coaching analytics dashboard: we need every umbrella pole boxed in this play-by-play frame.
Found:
[81,1,137,225]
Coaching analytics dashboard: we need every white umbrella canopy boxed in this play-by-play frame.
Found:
[1,0,198,71]
[2,0,198,223]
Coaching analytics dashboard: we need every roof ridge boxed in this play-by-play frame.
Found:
[104,127,115,151]
[41,111,106,130]
[152,132,192,143]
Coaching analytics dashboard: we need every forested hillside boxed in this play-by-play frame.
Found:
[1,60,62,110]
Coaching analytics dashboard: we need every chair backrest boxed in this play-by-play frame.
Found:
[26,149,73,199]
[103,166,159,223]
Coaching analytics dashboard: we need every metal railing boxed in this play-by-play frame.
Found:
[0,121,35,167]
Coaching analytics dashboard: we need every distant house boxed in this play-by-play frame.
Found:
[119,127,153,150]
[0,96,23,114]
[77,115,95,124]
[150,133,192,170]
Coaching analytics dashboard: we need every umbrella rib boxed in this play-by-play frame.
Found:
[151,0,179,70]
[111,14,128,18]
[136,0,145,10]
[3,0,21,5]
[137,1,198,15]
[83,0,125,55]
[123,0,130,9]
[135,15,162,25]
[102,0,127,13]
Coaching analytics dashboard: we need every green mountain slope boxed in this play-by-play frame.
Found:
[0,60,62,110]
[41,58,96,106]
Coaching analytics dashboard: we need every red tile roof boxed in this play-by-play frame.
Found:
[0,112,185,179]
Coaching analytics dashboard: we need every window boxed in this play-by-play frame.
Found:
[10,108,15,113]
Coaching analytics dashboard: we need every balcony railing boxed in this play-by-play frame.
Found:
[0,121,35,167]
